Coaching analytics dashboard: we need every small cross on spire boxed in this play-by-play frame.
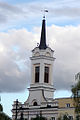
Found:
[41,9,48,19]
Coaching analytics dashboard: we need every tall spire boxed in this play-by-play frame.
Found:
[39,17,47,49]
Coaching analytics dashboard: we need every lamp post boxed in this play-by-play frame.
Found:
[20,110,23,120]
[15,99,18,120]
[15,99,23,120]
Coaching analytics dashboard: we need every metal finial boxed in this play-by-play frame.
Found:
[41,9,48,19]
[37,43,39,47]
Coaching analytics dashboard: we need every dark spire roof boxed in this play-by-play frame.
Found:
[39,17,47,49]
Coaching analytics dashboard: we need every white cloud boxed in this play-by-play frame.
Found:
[0,28,36,92]
[47,25,80,90]
[0,0,80,31]
[0,24,80,92]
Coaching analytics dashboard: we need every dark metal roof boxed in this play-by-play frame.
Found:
[39,18,47,49]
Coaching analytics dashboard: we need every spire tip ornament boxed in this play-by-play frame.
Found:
[41,9,48,19]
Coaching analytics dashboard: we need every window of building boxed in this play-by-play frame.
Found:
[35,66,40,83]
[44,66,49,83]
[51,117,55,120]
[66,103,70,108]
[33,102,38,106]
[69,116,73,120]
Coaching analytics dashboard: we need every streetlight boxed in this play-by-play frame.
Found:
[15,99,18,120]
[15,99,23,120]
[20,111,23,120]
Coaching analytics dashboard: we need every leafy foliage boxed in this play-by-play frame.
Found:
[0,104,12,120]
[71,80,80,114]
[0,104,3,112]
[58,113,71,120]
[0,112,12,120]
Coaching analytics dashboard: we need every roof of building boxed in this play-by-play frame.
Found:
[39,17,47,49]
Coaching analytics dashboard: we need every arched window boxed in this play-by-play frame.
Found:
[35,66,40,83]
[44,66,49,83]
[33,102,38,106]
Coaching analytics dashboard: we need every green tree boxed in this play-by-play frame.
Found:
[0,104,3,112]
[62,114,70,120]
[0,112,12,120]
[0,104,12,120]
[58,113,70,120]
[71,73,80,120]
[71,80,80,114]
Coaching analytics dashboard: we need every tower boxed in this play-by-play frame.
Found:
[12,16,58,120]
[12,15,76,120]
[25,17,55,107]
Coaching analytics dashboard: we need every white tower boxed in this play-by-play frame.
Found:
[25,17,55,107]
[12,17,58,120]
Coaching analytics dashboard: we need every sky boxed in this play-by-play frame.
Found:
[0,0,80,117]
